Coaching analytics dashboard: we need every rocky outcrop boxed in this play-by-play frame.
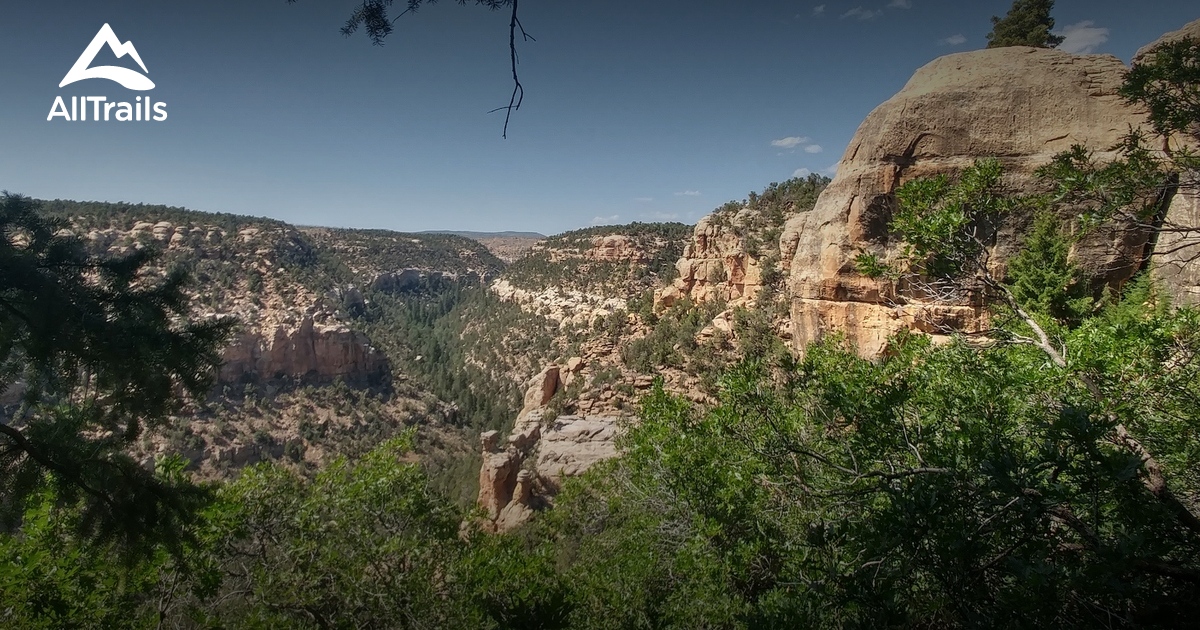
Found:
[476,365,623,532]
[657,212,764,309]
[371,269,424,293]
[1154,184,1200,305]
[211,437,303,467]
[585,235,650,263]
[531,415,621,492]
[495,470,537,532]
[1139,19,1200,305]
[219,316,388,386]
[478,430,522,522]
[1133,18,1200,65]
[490,279,627,327]
[370,269,462,294]
[780,46,1153,357]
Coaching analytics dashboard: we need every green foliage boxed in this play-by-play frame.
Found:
[549,286,1200,626]
[888,158,1019,279]
[1039,135,1176,233]
[1005,212,1092,325]
[1,193,231,556]
[986,0,1064,49]
[1122,37,1200,138]
[1040,35,1198,242]
[731,306,790,364]
[852,251,890,279]
[709,175,830,260]
[199,435,465,626]
[0,488,164,629]
[360,283,527,433]
[544,386,768,628]
[620,299,723,374]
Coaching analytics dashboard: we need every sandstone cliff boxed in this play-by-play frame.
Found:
[477,366,623,532]
[74,218,394,386]
[658,177,827,310]
[219,317,387,386]
[497,224,690,325]
[42,201,503,478]
[1139,19,1200,305]
[657,212,766,308]
[780,46,1153,357]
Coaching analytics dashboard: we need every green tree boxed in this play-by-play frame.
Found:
[1123,37,1200,139]
[0,193,232,555]
[187,434,570,628]
[1004,212,1092,326]
[986,0,1064,49]
[554,292,1200,626]
[0,489,163,629]
[1040,35,1199,290]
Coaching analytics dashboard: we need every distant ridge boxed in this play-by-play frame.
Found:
[419,230,545,240]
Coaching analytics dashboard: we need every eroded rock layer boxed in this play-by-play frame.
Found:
[781,46,1152,356]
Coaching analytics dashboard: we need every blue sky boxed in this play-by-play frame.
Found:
[1,1,1196,234]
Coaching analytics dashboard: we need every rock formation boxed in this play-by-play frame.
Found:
[658,212,765,308]
[1133,17,1200,65]
[1155,182,1200,305]
[490,278,628,327]
[1138,19,1200,305]
[584,235,650,263]
[218,316,388,386]
[780,46,1154,357]
[476,365,622,532]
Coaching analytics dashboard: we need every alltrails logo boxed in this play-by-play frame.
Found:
[48,24,167,122]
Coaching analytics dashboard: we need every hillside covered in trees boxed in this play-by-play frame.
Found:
[3,8,1200,630]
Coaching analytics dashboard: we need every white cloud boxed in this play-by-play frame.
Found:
[812,4,826,16]
[841,7,883,20]
[820,161,841,177]
[674,190,702,197]
[591,215,620,225]
[804,144,824,154]
[793,168,813,178]
[771,136,811,149]
[643,211,680,221]
[1057,21,1110,55]
[887,0,912,8]
[940,34,967,46]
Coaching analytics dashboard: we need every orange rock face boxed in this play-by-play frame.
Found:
[586,235,650,263]
[657,213,765,308]
[218,316,387,385]
[476,365,623,532]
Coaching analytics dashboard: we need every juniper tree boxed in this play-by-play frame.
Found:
[0,192,231,556]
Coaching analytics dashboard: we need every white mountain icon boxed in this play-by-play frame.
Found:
[59,23,155,91]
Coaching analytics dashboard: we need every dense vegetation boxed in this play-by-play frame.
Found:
[986,0,1064,49]
[3,31,1199,630]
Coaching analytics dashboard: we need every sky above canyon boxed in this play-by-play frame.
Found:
[1,0,1196,234]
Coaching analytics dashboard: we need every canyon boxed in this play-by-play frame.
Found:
[21,18,1199,533]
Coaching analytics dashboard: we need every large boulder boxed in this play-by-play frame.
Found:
[1133,18,1200,65]
[781,46,1152,356]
